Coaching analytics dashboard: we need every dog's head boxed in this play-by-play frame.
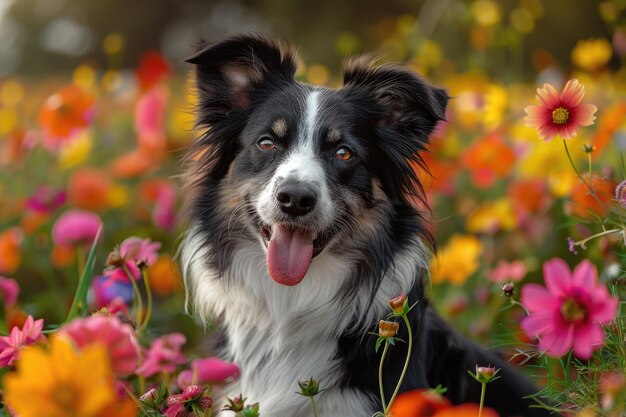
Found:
[183,34,447,287]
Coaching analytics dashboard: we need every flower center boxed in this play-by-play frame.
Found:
[552,107,570,125]
[54,386,76,409]
[560,297,587,323]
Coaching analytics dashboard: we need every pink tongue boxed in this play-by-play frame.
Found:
[267,225,314,286]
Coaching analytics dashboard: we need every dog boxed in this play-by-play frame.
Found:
[179,34,552,417]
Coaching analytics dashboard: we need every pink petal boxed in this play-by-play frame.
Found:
[560,79,585,108]
[573,322,605,359]
[536,84,561,109]
[571,260,597,291]
[590,289,618,323]
[543,258,572,297]
[521,313,555,337]
[540,323,574,357]
[521,284,557,313]
[570,103,598,127]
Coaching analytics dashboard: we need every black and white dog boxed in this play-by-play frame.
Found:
[180,34,550,417]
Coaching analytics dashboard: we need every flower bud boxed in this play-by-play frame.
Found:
[165,393,186,406]
[379,320,400,338]
[501,282,514,297]
[183,385,203,399]
[223,394,246,413]
[139,388,158,407]
[199,395,213,410]
[388,293,408,315]
[298,377,321,397]
[474,365,499,383]
[241,403,260,417]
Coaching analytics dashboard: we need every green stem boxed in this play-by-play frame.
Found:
[379,341,390,412]
[139,269,153,332]
[123,264,144,327]
[479,382,486,417]
[76,248,85,279]
[384,315,413,415]
[310,396,319,417]
[574,228,622,249]
[563,139,609,214]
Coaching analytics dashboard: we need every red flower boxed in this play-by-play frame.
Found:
[524,79,597,141]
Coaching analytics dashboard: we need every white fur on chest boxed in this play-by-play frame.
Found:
[181,227,428,417]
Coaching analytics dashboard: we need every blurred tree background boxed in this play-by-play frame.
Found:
[0,0,613,78]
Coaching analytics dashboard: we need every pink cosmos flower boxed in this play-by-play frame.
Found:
[0,276,19,308]
[488,260,526,283]
[60,315,140,376]
[177,357,241,390]
[0,316,45,367]
[121,237,161,265]
[136,333,187,377]
[105,237,161,283]
[521,258,618,359]
[52,209,102,248]
[524,79,598,141]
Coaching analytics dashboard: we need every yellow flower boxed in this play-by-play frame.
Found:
[4,336,115,417]
[571,38,613,71]
[466,198,516,234]
[57,130,92,169]
[431,234,482,285]
[483,84,508,130]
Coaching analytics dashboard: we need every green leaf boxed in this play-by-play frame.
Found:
[375,337,385,353]
[66,226,102,322]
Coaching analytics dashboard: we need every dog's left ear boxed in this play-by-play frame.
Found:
[342,57,448,204]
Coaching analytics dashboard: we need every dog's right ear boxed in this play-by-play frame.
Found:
[186,34,299,124]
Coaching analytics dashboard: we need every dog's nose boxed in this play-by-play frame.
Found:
[276,183,318,217]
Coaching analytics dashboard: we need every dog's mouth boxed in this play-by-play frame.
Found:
[259,223,331,286]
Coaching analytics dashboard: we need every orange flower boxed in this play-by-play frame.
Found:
[109,148,163,179]
[0,228,22,274]
[147,256,181,297]
[51,245,75,268]
[592,102,626,157]
[461,133,515,188]
[433,404,499,417]
[507,179,548,213]
[567,175,616,219]
[38,85,95,149]
[68,169,124,211]
[389,389,451,417]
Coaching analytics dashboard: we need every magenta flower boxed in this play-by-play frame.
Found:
[24,186,66,214]
[0,276,19,308]
[164,386,212,417]
[60,315,140,376]
[487,260,526,283]
[177,357,240,390]
[153,183,176,232]
[52,209,102,248]
[521,258,618,359]
[0,316,45,367]
[524,79,597,141]
[136,333,187,377]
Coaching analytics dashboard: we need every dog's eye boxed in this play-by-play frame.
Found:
[335,146,352,161]
[257,136,276,151]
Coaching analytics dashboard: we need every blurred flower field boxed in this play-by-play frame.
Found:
[1,1,626,416]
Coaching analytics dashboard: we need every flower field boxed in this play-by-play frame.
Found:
[1,1,626,416]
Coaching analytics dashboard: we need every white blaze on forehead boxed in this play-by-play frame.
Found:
[303,91,320,151]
